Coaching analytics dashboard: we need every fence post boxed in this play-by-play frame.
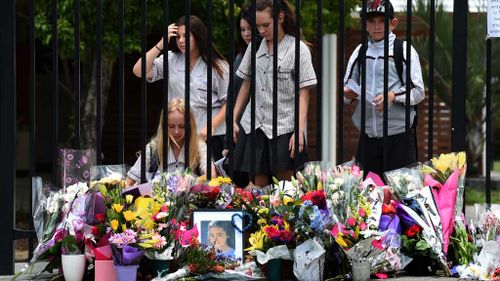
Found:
[0,0,16,275]
[451,1,467,152]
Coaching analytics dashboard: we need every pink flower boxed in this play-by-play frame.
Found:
[160,205,168,212]
[346,217,356,227]
[359,221,367,230]
[372,238,384,250]
[332,223,344,237]
[358,207,367,218]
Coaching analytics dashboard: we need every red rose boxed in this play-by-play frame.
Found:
[95,213,106,223]
[264,226,280,238]
[405,224,421,238]
[91,226,99,236]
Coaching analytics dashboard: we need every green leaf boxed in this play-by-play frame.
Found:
[415,239,431,251]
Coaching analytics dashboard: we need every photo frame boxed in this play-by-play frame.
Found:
[192,210,244,261]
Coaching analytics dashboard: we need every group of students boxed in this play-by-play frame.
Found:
[126,0,425,189]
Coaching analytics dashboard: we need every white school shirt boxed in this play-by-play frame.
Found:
[127,140,207,182]
[236,35,317,138]
[149,51,229,136]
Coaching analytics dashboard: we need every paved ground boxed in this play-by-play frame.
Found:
[2,263,463,281]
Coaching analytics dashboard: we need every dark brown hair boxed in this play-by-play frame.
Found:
[170,15,227,77]
[255,0,304,40]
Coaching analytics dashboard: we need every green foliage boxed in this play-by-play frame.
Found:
[34,0,359,60]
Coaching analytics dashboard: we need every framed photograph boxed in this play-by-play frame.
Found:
[192,210,244,260]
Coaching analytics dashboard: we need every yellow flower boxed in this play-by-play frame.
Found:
[317,181,323,190]
[258,208,269,215]
[245,229,268,251]
[284,221,291,231]
[110,219,119,231]
[112,204,124,213]
[335,236,348,248]
[125,194,134,204]
[123,210,136,222]
[457,151,466,170]
[219,177,232,185]
[134,197,161,230]
[283,197,294,205]
[257,218,267,226]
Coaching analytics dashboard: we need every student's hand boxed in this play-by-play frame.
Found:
[344,87,358,100]
[233,122,240,143]
[289,131,304,159]
[200,126,213,141]
[157,24,178,48]
[372,92,395,112]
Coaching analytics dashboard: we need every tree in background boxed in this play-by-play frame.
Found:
[28,0,358,153]
[411,0,500,175]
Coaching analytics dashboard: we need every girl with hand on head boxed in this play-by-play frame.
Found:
[232,0,317,188]
[133,15,229,161]
[126,98,208,186]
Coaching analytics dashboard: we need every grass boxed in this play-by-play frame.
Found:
[494,160,500,171]
[464,187,500,205]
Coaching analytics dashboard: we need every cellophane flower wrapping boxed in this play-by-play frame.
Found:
[293,238,326,281]
[384,163,424,201]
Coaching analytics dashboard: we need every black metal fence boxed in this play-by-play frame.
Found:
[1,0,492,275]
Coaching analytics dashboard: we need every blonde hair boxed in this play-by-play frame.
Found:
[155,98,200,172]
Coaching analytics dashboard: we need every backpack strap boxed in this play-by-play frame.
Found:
[356,44,367,79]
[393,38,405,85]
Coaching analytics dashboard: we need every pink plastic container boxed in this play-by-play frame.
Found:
[95,260,117,281]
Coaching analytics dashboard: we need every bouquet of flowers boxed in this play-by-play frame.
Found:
[422,152,467,256]
[293,190,332,244]
[245,184,296,265]
[332,194,375,250]
[188,177,232,209]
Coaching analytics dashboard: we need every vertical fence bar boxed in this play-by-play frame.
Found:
[382,0,390,173]
[0,0,15,274]
[272,0,278,172]
[118,0,125,163]
[428,0,435,158]
[96,0,102,164]
[140,0,147,182]
[451,0,467,213]
[405,0,412,131]
[207,0,213,179]
[250,0,256,181]
[316,0,323,161]
[294,0,300,164]
[51,0,59,185]
[162,0,169,169]
[338,0,346,164]
[451,1,467,152]
[485,38,492,206]
[184,1,191,164]
[74,0,81,148]
[28,0,36,260]
[360,0,367,149]
[227,0,235,173]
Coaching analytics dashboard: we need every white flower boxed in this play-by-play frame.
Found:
[328,184,338,192]
[334,178,344,186]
